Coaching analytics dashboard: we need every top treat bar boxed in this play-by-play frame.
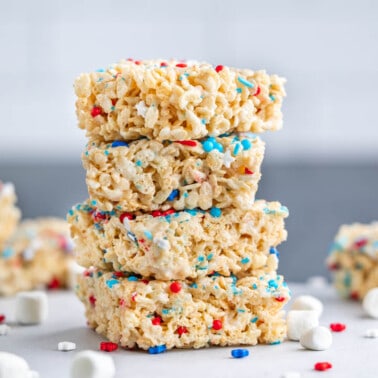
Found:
[74,59,286,142]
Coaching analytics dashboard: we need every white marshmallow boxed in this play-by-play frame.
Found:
[15,291,48,325]
[291,295,323,317]
[286,310,319,341]
[0,352,36,378]
[58,341,77,351]
[0,324,10,336]
[71,350,115,378]
[300,326,333,351]
[364,328,378,338]
[67,261,86,290]
[281,372,301,378]
[362,288,378,318]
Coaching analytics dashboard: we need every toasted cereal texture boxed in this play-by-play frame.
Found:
[0,182,21,249]
[76,270,290,350]
[68,200,288,280]
[0,218,74,295]
[83,134,265,212]
[327,222,378,300]
[74,60,286,142]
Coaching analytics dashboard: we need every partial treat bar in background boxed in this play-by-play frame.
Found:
[74,59,286,142]
[83,133,265,212]
[327,222,378,300]
[0,182,21,249]
[68,200,288,280]
[77,270,290,350]
[0,218,74,295]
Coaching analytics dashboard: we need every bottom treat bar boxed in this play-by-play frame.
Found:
[327,222,378,300]
[0,218,74,295]
[76,270,290,350]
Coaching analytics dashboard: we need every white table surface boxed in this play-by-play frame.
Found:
[0,282,377,378]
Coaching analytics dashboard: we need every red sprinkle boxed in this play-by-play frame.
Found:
[113,272,125,278]
[328,263,340,271]
[161,209,176,216]
[47,277,60,290]
[151,210,162,217]
[350,291,359,300]
[275,297,286,302]
[0,315,5,323]
[215,65,224,73]
[131,292,137,302]
[253,86,261,96]
[160,62,168,67]
[100,342,118,352]
[89,295,96,306]
[314,362,332,371]
[212,319,223,331]
[119,298,126,307]
[141,279,149,285]
[126,58,134,62]
[330,323,346,332]
[120,212,135,223]
[354,239,368,249]
[176,63,187,68]
[93,211,110,223]
[134,60,141,65]
[91,106,102,117]
[244,168,254,175]
[176,140,197,147]
[84,270,92,277]
[152,317,162,326]
[170,282,182,293]
[111,99,117,106]
[177,326,188,336]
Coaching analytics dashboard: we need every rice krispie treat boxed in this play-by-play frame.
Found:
[0,182,21,249]
[76,270,290,350]
[74,59,286,142]
[68,199,288,280]
[327,222,378,300]
[83,133,264,212]
[0,218,74,296]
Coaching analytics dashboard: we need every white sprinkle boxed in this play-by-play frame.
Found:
[58,341,76,351]
[364,328,378,338]
[71,350,115,378]
[122,218,131,232]
[15,291,48,325]
[286,310,319,341]
[222,149,235,168]
[135,101,147,118]
[291,295,323,317]
[362,288,378,318]
[153,237,170,250]
[0,324,10,336]
[300,326,332,351]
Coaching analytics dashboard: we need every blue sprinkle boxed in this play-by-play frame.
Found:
[210,207,222,218]
[96,68,105,72]
[269,94,276,101]
[252,283,258,289]
[111,141,129,148]
[183,192,189,198]
[68,209,74,216]
[167,189,179,201]
[91,200,97,206]
[201,118,207,125]
[143,230,153,240]
[344,271,352,288]
[241,257,250,264]
[203,140,214,152]
[269,247,280,258]
[162,309,171,315]
[198,255,205,262]
[185,209,198,216]
[148,345,167,354]
[233,143,241,155]
[251,316,258,323]
[237,76,254,88]
[231,349,249,359]
[213,142,224,153]
[128,276,138,281]
[241,139,252,150]
[237,308,246,313]
[189,283,198,288]
[236,87,242,93]
[207,253,213,261]
[268,279,278,289]
[1,247,13,259]
[270,340,281,345]
[104,150,109,156]
[106,279,119,288]
[135,160,143,167]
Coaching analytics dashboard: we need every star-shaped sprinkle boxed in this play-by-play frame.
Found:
[135,101,147,118]
[222,150,235,168]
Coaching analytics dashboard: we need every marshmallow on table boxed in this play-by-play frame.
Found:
[15,291,48,325]
[71,350,115,378]
[286,310,319,341]
[300,326,333,351]
[291,295,323,317]
[0,352,39,378]
[362,288,378,319]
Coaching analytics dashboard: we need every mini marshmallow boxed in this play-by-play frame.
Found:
[0,325,10,336]
[300,326,333,351]
[0,352,37,378]
[291,295,323,317]
[58,341,76,351]
[67,261,86,290]
[364,328,378,338]
[362,288,378,319]
[71,350,115,378]
[286,310,319,341]
[15,291,48,325]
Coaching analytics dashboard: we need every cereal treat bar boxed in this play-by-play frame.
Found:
[0,218,74,296]
[0,182,21,249]
[76,270,290,350]
[327,222,378,300]
[74,59,286,142]
[83,133,264,212]
[68,200,288,280]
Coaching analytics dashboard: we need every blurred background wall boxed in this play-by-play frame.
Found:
[0,0,377,281]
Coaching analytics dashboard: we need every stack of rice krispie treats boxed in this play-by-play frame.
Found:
[68,59,290,351]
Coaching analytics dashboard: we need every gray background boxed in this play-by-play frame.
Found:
[1,0,378,281]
